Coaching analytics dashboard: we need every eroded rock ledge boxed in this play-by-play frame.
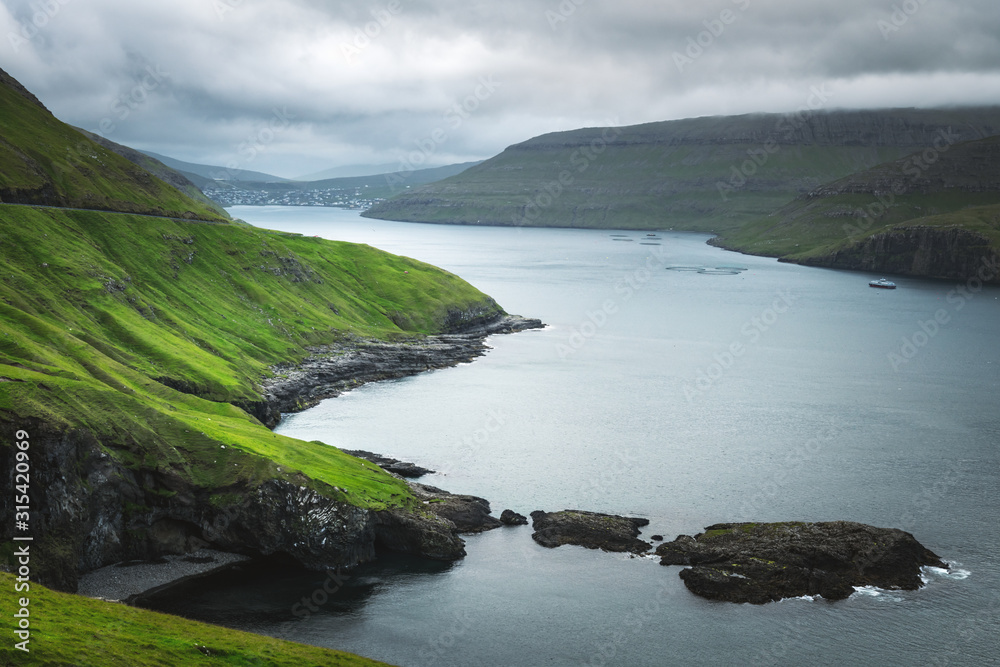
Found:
[244,314,544,428]
[657,521,947,604]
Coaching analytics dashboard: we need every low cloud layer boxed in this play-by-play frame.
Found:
[3,0,999,177]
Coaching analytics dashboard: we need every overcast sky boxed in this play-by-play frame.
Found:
[3,0,1000,178]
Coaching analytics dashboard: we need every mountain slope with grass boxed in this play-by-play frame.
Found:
[363,108,1000,233]
[0,68,225,221]
[78,129,230,219]
[713,135,1000,281]
[0,67,517,611]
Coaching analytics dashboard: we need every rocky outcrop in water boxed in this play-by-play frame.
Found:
[500,509,529,526]
[242,314,543,428]
[530,510,651,553]
[657,521,947,604]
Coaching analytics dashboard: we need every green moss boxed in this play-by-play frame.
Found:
[0,203,502,509]
[0,572,393,666]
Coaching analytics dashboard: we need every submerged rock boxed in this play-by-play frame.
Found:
[657,521,947,604]
[500,509,528,526]
[530,510,651,553]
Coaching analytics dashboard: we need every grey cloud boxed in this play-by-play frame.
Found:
[1,0,998,177]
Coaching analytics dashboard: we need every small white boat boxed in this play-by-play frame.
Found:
[869,278,896,289]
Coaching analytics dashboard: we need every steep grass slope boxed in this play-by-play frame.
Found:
[0,204,499,506]
[78,129,231,219]
[0,67,224,221]
[364,108,1000,233]
[0,69,508,600]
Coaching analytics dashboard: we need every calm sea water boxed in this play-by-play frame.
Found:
[144,206,1000,666]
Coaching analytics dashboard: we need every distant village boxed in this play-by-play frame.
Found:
[203,185,384,209]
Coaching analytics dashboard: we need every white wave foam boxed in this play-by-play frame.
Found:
[851,586,903,602]
[921,563,971,583]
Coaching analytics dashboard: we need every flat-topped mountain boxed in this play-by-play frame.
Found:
[363,107,1000,233]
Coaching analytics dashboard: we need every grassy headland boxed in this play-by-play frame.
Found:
[0,203,499,507]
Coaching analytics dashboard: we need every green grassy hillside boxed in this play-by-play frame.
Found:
[0,572,393,667]
[78,129,231,219]
[0,204,498,507]
[715,135,1000,278]
[0,68,224,221]
[364,108,1000,233]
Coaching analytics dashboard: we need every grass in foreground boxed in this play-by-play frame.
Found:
[0,573,394,667]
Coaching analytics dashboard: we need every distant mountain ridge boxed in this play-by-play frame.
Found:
[294,162,402,180]
[139,150,290,183]
[363,107,1000,233]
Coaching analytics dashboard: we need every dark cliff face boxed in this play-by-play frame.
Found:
[1,419,473,592]
[2,319,544,592]
[798,226,999,281]
[0,421,385,591]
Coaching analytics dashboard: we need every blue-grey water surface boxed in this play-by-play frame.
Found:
[144,206,1000,666]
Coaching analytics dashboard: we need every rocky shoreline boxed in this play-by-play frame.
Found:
[39,310,950,610]
[243,314,544,428]
[69,314,542,599]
